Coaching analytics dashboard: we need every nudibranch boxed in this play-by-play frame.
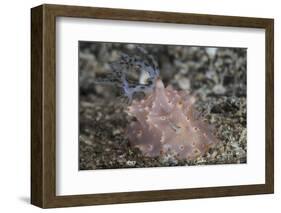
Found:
[95,46,219,160]
[126,79,219,160]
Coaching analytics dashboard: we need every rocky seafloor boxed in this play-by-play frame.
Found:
[79,42,247,170]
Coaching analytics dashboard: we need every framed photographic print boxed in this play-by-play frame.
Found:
[31,4,274,208]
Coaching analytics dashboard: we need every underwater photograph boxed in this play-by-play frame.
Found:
[79,42,247,170]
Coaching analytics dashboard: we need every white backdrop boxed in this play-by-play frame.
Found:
[0,0,279,212]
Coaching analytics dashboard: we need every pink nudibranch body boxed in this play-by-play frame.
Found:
[126,79,218,160]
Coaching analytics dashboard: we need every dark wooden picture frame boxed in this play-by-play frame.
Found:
[31,4,274,208]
